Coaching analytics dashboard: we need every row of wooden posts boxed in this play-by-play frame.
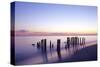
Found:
[32,37,86,61]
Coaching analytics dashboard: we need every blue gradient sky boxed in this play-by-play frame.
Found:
[15,2,97,33]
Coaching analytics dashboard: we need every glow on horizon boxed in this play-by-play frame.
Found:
[27,22,97,33]
[14,2,97,34]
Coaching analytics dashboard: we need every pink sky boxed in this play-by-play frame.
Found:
[14,30,97,36]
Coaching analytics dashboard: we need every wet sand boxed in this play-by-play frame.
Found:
[16,44,97,65]
[61,44,97,62]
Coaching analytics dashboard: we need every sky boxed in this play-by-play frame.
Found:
[14,2,97,34]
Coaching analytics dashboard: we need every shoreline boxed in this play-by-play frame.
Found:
[60,44,97,62]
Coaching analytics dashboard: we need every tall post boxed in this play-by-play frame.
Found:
[50,40,52,51]
[80,37,81,46]
[75,37,79,50]
[77,37,79,46]
[57,39,61,60]
[44,39,47,53]
[41,39,48,63]
[41,39,44,51]
[83,38,85,46]
[67,37,70,49]
[82,37,85,48]
[71,37,74,48]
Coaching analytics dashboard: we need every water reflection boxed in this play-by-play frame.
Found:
[32,37,86,63]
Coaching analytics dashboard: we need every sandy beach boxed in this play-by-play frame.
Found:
[61,44,97,62]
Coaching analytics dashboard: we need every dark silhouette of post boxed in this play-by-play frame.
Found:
[50,40,53,56]
[82,37,85,48]
[77,37,79,47]
[71,37,75,48]
[74,37,79,50]
[50,40,52,50]
[57,39,61,60]
[75,37,77,45]
[41,39,44,51]
[83,37,85,46]
[67,37,70,49]
[82,37,84,46]
[52,44,54,48]
[37,42,40,49]
[41,39,48,63]
[80,37,82,46]
[73,37,76,48]
[44,39,47,53]
[38,41,41,47]
[32,44,35,46]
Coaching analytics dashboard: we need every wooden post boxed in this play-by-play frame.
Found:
[67,37,70,49]
[57,39,61,60]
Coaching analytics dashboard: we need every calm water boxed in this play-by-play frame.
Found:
[15,36,97,65]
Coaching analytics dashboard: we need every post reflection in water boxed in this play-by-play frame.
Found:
[32,37,86,63]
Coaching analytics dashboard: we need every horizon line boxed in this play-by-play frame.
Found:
[11,30,97,36]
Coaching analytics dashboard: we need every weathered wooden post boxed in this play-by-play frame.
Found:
[50,40,52,51]
[77,37,79,47]
[80,37,82,47]
[57,39,61,60]
[67,37,70,49]
[41,39,44,51]
[41,39,48,63]
[75,37,79,50]
[44,39,47,53]
[71,37,74,48]
[82,37,85,48]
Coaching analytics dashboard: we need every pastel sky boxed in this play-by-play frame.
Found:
[14,2,97,34]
